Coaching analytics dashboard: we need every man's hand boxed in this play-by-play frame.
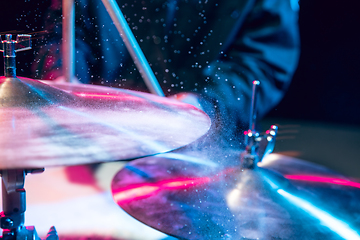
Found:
[52,76,82,84]
[169,92,204,111]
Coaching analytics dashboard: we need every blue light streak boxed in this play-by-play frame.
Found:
[11,115,16,130]
[277,189,360,240]
[159,152,218,167]
[264,176,360,240]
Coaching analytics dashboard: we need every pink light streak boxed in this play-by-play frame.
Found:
[285,175,360,189]
[112,177,211,204]
[113,168,236,204]
[73,92,144,102]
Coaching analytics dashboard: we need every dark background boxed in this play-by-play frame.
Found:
[1,0,360,177]
[268,0,360,126]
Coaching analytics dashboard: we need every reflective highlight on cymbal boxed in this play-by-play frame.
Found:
[111,154,360,240]
[0,77,210,169]
[275,189,360,240]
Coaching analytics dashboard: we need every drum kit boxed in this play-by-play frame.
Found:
[0,1,359,239]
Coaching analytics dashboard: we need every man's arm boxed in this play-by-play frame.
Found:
[197,0,300,140]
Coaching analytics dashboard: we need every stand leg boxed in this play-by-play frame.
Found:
[1,169,26,237]
[0,169,58,240]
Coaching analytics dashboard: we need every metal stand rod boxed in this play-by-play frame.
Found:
[249,80,260,133]
[101,0,165,96]
[0,34,31,78]
[245,80,260,148]
[240,80,278,169]
[2,35,16,78]
[62,0,75,83]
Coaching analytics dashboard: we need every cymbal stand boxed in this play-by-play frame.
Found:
[241,80,278,169]
[0,35,59,240]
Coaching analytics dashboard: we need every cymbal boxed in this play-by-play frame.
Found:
[111,153,360,240]
[0,76,210,169]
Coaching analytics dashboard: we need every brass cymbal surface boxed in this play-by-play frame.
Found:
[111,153,360,240]
[0,77,210,169]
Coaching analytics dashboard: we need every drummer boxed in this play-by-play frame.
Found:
[32,0,300,146]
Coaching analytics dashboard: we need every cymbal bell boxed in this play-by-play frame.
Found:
[111,153,360,240]
[0,77,210,169]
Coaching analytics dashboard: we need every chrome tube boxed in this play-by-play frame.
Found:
[62,0,75,83]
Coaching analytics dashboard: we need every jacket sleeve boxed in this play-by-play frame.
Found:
[198,0,300,140]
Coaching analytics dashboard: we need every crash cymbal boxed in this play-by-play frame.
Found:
[111,153,360,240]
[0,76,210,169]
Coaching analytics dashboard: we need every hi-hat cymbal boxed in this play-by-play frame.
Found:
[111,153,360,240]
[0,76,210,169]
